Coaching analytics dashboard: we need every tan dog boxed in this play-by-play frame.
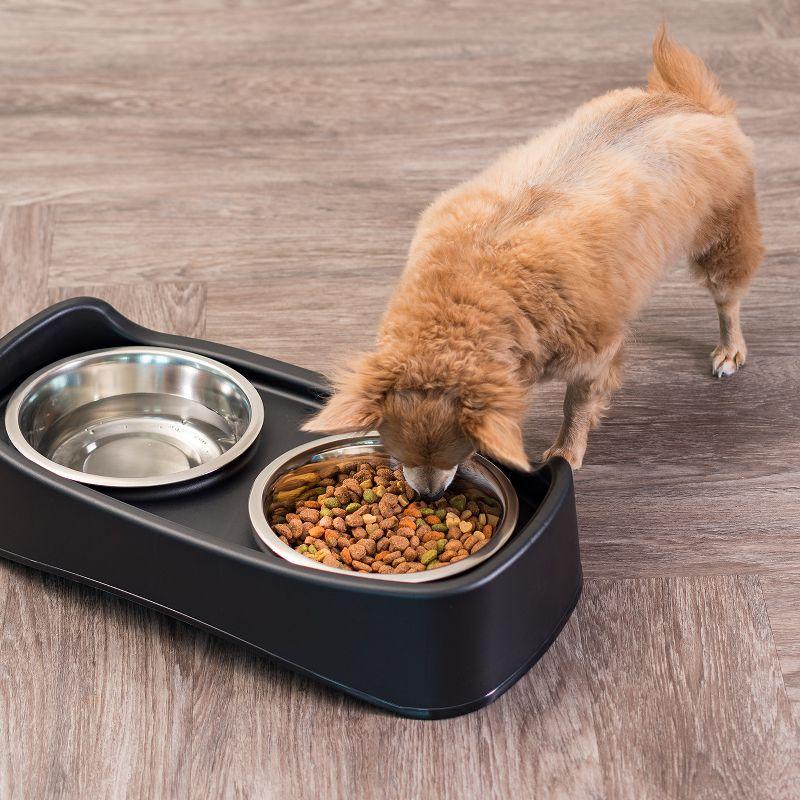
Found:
[304,25,763,496]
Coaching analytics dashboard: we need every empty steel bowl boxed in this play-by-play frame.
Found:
[248,433,519,582]
[5,346,264,488]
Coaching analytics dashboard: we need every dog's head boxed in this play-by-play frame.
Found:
[302,351,530,498]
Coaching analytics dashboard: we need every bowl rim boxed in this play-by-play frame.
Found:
[248,432,520,583]
[4,345,265,489]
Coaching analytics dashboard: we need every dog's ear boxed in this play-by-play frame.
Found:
[302,387,382,433]
[463,407,530,471]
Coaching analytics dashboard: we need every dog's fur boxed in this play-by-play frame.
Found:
[304,25,764,496]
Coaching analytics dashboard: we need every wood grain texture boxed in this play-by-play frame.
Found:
[0,0,799,796]
[579,576,800,800]
[0,562,194,800]
[760,573,800,730]
[0,204,53,334]
[48,283,207,339]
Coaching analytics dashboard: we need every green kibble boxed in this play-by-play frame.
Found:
[426,560,441,570]
[273,515,286,525]
[432,523,449,533]
[345,502,361,513]
[297,544,309,553]
[450,494,467,512]
[420,549,438,565]
[308,545,317,554]
[436,538,447,554]
[323,497,340,509]
[421,507,436,517]
[362,488,377,503]
[359,479,373,490]
[320,507,333,517]
[486,513,500,527]
[415,518,426,528]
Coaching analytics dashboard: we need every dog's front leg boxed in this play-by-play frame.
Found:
[542,347,623,469]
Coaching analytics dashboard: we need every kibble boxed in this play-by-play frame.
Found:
[268,459,502,574]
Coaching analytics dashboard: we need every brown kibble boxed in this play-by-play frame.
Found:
[389,534,410,551]
[378,492,399,516]
[345,512,364,528]
[349,542,367,562]
[324,530,339,548]
[287,516,303,537]
[298,507,320,524]
[269,459,502,578]
[342,477,362,494]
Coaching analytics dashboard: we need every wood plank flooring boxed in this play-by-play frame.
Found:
[1,2,799,797]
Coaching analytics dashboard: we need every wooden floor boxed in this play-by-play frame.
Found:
[1,2,799,798]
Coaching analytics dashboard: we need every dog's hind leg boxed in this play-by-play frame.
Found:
[542,343,624,469]
[691,179,764,378]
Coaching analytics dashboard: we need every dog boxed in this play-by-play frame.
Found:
[303,25,764,497]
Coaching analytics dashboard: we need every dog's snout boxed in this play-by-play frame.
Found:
[402,464,458,499]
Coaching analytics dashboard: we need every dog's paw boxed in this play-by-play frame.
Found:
[711,343,746,378]
[542,445,583,470]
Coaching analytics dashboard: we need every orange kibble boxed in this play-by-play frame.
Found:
[398,517,417,531]
[402,505,422,518]
[425,515,441,525]
[307,526,325,539]
[482,524,494,537]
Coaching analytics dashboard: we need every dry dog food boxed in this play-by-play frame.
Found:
[268,460,502,574]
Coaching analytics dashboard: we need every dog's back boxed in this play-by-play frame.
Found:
[410,26,756,326]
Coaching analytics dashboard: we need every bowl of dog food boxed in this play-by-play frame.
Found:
[5,346,264,488]
[248,433,519,582]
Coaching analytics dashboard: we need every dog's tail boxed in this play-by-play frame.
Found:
[648,23,735,115]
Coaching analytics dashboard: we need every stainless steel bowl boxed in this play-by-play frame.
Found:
[5,346,264,488]
[248,433,519,582]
